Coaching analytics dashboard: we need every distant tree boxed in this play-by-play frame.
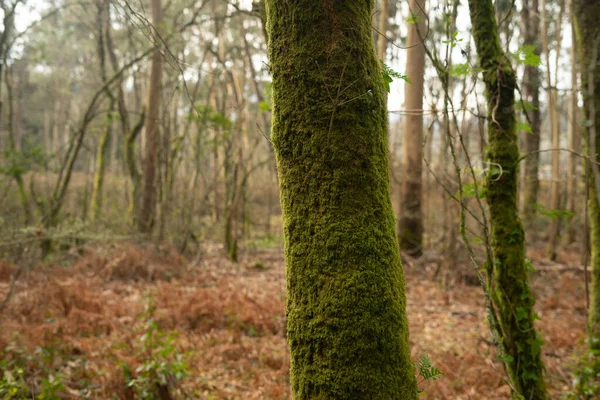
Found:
[398,0,426,257]
[138,0,163,234]
[265,0,419,397]
[541,0,565,260]
[1,0,32,224]
[520,0,542,227]
[377,0,389,61]
[90,0,115,222]
[566,0,580,244]
[468,0,548,398]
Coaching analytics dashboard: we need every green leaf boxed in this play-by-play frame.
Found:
[533,203,574,221]
[517,122,533,134]
[259,100,271,113]
[515,100,538,112]
[516,306,528,321]
[511,44,541,67]
[381,61,411,93]
[458,182,486,199]
[406,13,422,24]
[449,62,471,77]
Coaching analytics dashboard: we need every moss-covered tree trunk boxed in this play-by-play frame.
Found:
[90,115,113,221]
[265,0,419,398]
[468,0,548,398]
[573,0,600,352]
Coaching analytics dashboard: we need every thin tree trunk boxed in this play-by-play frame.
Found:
[468,0,548,397]
[90,0,114,222]
[521,0,542,228]
[377,0,388,61]
[398,0,426,257]
[138,0,163,234]
[542,0,565,260]
[567,2,580,244]
[4,67,31,224]
[266,0,419,397]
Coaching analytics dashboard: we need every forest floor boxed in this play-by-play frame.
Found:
[0,242,589,399]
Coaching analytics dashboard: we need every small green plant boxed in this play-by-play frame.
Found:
[533,203,575,221]
[416,354,443,394]
[441,31,463,48]
[37,374,65,400]
[122,294,190,399]
[564,348,600,399]
[0,338,67,399]
[0,367,29,399]
[381,61,411,93]
[511,44,541,67]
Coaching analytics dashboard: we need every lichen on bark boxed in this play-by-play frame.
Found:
[467,0,548,398]
[265,0,419,398]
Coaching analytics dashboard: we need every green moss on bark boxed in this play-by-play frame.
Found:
[90,120,112,221]
[468,0,548,399]
[265,0,418,398]
[573,0,600,352]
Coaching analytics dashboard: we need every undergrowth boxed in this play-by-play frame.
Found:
[563,346,600,399]
[119,293,190,399]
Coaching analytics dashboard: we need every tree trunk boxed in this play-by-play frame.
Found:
[567,3,580,244]
[542,0,565,260]
[520,0,542,228]
[90,115,113,221]
[468,0,548,398]
[266,0,419,397]
[138,0,163,234]
[90,0,114,222]
[377,0,388,61]
[573,0,600,353]
[4,67,32,224]
[398,0,426,257]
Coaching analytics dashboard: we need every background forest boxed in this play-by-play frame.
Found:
[0,0,598,399]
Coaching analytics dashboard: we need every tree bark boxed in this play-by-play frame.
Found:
[90,0,114,222]
[567,1,580,244]
[377,0,389,61]
[520,0,542,228]
[468,0,548,398]
[573,0,600,353]
[542,0,565,260]
[265,0,419,397]
[138,0,163,234]
[398,0,426,257]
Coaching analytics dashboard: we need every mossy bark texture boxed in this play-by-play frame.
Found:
[468,0,548,399]
[90,126,111,221]
[265,1,418,398]
[573,0,600,352]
